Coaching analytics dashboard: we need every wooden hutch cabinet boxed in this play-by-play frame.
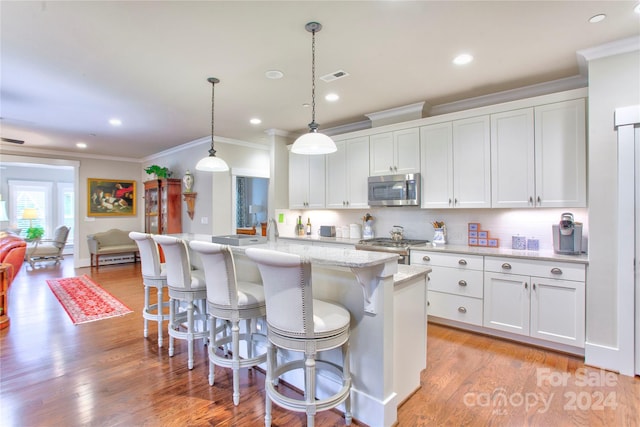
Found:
[144,179,182,234]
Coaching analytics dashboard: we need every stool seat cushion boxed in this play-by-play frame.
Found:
[236,280,265,308]
[312,299,350,336]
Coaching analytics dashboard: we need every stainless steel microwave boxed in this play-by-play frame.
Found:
[368,173,421,206]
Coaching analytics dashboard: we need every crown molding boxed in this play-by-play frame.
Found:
[577,35,640,63]
[143,135,269,162]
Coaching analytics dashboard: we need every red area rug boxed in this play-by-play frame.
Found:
[47,274,132,325]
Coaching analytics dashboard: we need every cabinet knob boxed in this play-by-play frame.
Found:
[529,196,533,205]
[533,283,537,290]
[454,198,458,205]
[458,280,467,287]
[389,166,393,171]
[537,196,541,204]
[458,259,467,265]
[427,300,430,306]
[458,306,467,313]
[525,282,528,289]
[448,198,452,206]
[501,263,512,270]
[422,255,431,262]
[551,267,562,275]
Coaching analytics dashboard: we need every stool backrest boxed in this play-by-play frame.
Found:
[129,231,162,277]
[152,235,193,290]
[245,248,312,338]
[189,241,238,309]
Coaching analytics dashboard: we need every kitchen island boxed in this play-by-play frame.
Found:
[176,234,431,427]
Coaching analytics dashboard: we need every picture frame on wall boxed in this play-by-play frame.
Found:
[87,178,136,216]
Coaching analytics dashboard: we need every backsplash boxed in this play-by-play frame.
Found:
[275,207,589,253]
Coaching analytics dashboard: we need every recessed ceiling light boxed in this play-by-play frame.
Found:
[453,53,473,66]
[109,118,122,126]
[265,70,284,80]
[250,118,262,125]
[76,142,87,148]
[325,93,339,102]
[302,103,310,108]
[589,14,606,23]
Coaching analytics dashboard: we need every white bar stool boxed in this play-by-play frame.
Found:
[245,247,352,427]
[129,232,170,347]
[190,241,267,405]
[153,235,208,370]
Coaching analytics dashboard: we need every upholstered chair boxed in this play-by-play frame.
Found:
[24,225,70,268]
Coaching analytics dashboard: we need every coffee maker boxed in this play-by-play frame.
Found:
[552,212,583,254]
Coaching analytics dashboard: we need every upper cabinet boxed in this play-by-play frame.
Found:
[289,152,325,209]
[326,136,370,209]
[534,99,586,208]
[421,117,491,209]
[491,99,586,208]
[369,128,420,176]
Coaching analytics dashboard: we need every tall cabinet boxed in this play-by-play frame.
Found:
[144,178,182,234]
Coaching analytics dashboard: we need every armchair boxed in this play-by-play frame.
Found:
[25,225,70,269]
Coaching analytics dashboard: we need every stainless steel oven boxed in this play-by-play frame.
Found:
[355,238,428,265]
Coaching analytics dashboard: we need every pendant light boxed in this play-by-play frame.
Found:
[291,22,337,155]
[196,77,229,172]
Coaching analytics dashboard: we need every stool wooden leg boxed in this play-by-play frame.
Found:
[168,298,176,357]
[232,320,240,405]
[343,342,352,425]
[305,354,317,427]
[208,316,215,386]
[143,285,150,338]
[157,286,164,347]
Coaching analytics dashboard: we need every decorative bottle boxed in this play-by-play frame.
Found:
[306,218,312,235]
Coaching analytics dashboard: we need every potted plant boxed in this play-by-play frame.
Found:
[145,165,170,179]
[26,226,45,241]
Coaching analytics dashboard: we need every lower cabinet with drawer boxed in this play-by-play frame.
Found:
[483,257,586,348]
[411,251,484,326]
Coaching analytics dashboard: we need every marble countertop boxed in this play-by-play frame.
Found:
[175,234,398,269]
[395,264,431,285]
[278,235,362,245]
[409,243,589,264]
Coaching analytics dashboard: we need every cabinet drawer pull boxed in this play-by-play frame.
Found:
[458,280,467,287]
[458,306,467,313]
[501,263,512,270]
[458,259,467,266]
[551,267,563,275]
[422,255,431,262]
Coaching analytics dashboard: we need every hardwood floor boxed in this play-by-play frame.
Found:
[1,258,638,426]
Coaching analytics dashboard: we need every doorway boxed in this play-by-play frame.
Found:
[235,176,268,233]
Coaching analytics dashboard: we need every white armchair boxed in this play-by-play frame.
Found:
[25,225,70,269]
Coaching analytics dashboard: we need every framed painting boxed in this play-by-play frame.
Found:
[87,178,136,216]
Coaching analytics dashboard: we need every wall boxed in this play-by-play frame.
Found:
[0,151,141,267]
[147,137,271,235]
[584,46,640,371]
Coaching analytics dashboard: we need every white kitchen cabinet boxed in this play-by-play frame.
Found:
[534,98,586,207]
[289,152,325,209]
[411,251,484,326]
[491,99,586,208]
[491,108,535,208]
[420,116,490,208]
[369,128,420,176]
[483,257,585,347]
[326,136,370,209]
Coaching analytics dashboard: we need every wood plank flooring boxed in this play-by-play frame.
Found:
[1,258,638,426]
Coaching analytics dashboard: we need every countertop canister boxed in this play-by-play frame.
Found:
[512,235,527,250]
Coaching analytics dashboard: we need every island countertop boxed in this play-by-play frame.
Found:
[176,234,399,269]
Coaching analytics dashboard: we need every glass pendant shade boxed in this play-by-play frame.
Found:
[290,21,337,155]
[196,77,229,172]
[195,152,229,172]
[291,129,337,154]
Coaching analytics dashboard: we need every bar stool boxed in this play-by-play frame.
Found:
[189,241,267,405]
[153,235,208,369]
[129,232,170,347]
[245,248,352,427]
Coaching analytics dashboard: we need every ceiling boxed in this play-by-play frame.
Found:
[1,1,639,160]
